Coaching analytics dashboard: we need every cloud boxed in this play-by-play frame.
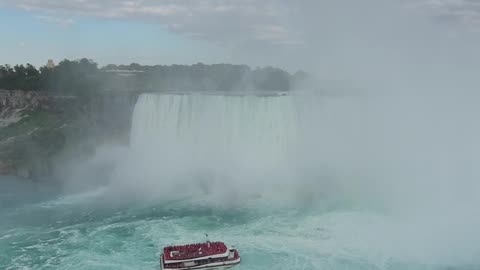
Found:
[1,0,477,52]
[1,0,303,46]
[410,0,480,29]
[36,15,75,27]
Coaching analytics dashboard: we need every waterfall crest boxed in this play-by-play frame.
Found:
[130,93,298,170]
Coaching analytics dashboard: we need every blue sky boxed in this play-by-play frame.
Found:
[0,7,230,68]
[0,0,479,73]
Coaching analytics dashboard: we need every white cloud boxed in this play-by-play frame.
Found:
[1,0,478,48]
[1,0,301,46]
[410,0,480,29]
[36,15,75,27]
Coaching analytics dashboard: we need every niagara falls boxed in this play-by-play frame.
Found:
[2,0,480,269]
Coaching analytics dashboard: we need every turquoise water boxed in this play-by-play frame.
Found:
[2,94,480,269]
[1,177,478,270]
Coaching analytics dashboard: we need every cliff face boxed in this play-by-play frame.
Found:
[0,90,54,108]
[0,90,138,179]
[0,90,54,127]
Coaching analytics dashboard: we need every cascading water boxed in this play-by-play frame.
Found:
[131,94,296,159]
[130,93,297,169]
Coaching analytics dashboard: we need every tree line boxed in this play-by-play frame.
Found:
[0,59,307,94]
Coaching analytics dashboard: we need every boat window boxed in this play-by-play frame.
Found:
[184,261,196,267]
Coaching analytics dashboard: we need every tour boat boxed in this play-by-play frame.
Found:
[161,241,240,270]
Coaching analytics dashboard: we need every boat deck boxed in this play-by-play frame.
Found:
[164,242,228,261]
[161,250,240,270]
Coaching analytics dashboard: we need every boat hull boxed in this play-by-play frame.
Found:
[161,256,240,270]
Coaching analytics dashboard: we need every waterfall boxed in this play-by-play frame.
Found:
[129,93,298,171]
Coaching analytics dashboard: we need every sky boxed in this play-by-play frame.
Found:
[0,0,479,73]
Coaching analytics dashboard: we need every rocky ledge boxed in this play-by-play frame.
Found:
[0,90,136,179]
[0,90,70,178]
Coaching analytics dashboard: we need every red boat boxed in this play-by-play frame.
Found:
[161,241,240,270]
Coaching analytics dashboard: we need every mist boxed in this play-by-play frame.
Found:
[42,1,480,268]
[57,87,480,267]
[261,0,480,93]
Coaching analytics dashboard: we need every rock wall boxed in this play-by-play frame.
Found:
[0,90,53,110]
[0,90,138,179]
[0,90,73,127]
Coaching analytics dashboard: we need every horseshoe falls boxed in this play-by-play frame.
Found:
[130,93,297,170]
[2,93,480,270]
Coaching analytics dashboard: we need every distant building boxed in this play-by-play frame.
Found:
[103,69,144,77]
[46,59,55,69]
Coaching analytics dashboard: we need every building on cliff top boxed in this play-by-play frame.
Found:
[46,59,55,69]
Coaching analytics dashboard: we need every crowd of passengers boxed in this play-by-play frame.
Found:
[164,242,227,260]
